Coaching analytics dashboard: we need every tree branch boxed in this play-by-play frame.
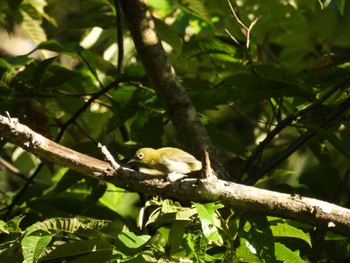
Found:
[119,0,225,174]
[1,113,350,237]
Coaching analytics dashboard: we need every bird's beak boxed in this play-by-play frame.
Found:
[127,158,135,164]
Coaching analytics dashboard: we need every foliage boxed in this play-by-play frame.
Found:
[0,0,350,261]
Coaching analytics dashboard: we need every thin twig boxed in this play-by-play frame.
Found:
[245,94,350,184]
[55,79,119,142]
[227,0,247,32]
[240,75,350,181]
[4,163,44,220]
[78,51,104,89]
[98,143,121,170]
[114,0,124,74]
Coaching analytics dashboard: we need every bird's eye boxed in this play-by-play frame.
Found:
[137,152,144,159]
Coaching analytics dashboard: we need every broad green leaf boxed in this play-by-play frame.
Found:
[168,221,188,252]
[154,17,183,53]
[0,239,24,263]
[3,215,25,233]
[81,183,107,211]
[236,241,261,262]
[275,242,304,263]
[32,56,57,87]
[8,0,23,10]
[184,232,206,263]
[0,220,9,234]
[21,230,54,263]
[79,49,97,76]
[181,39,236,59]
[146,207,196,226]
[38,39,81,53]
[118,232,151,249]
[113,84,136,109]
[269,220,312,247]
[177,0,213,26]
[335,0,346,15]
[240,216,276,262]
[100,183,139,218]
[299,165,340,200]
[24,218,81,236]
[20,3,48,57]
[40,237,111,261]
[206,123,250,160]
[130,111,163,146]
[308,124,350,161]
[40,65,81,87]
[51,170,84,195]
[62,249,114,263]
[194,202,223,246]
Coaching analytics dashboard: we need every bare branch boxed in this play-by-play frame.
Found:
[1,113,350,237]
[226,0,260,49]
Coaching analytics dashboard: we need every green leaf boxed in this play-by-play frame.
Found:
[269,219,312,247]
[83,183,107,211]
[181,39,236,59]
[154,17,183,53]
[118,232,151,249]
[21,230,55,263]
[240,216,276,262]
[40,237,111,261]
[112,84,136,109]
[20,4,48,57]
[38,39,81,53]
[177,0,213,26]
[130,111,164,146]
[51,170,84,195]
[275,242,304,263]
[2,215,25,233]
[100,184,139,218]
[63,249,114,263]
[168,221,188,252]
[0,239,23,262]
[32,56,57,87]
[24,218,81,236]
[0,220,9,234]
[308,124,350,161]
[300,165,341,199]
[8,0,23,10]
[194,202,224,246]
[235,242,261,262]
[206,123,250,160]
[40,64,81,87]
[79,49,97,76]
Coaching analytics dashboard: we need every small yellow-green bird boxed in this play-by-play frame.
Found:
[128,147,202,175]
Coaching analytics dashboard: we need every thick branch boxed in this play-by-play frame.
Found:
[1,114,350,236]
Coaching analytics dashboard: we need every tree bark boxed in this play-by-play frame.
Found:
[1,113,350,237]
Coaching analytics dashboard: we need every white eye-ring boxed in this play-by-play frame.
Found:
[137,152,144,159]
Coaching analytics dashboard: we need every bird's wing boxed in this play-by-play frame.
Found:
[158,148,198,163]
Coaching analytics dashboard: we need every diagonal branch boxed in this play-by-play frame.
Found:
[118,0,227,177]
[1,113,350,237]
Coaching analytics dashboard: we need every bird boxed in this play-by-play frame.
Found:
[128,147,202,176]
